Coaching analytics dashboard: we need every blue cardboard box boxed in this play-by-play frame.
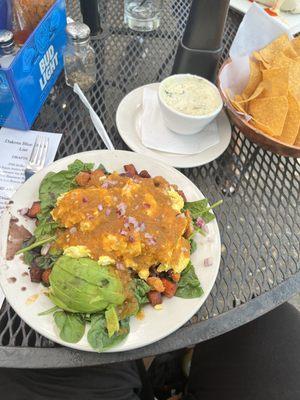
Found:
[0,0,67,130]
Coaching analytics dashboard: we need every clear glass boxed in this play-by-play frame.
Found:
[124,0,163,32]
[63,39,96,92]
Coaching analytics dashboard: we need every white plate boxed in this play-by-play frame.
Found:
[116,83,231,168]
[0,150,221,352]
[230,0,300,30]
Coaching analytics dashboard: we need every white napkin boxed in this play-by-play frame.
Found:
[220,3,290,97]
[140,86,220,155]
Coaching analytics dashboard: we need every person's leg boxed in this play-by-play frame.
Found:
[185,303,300,400]
[0,360,152,400]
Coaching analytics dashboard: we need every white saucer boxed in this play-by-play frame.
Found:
[116,83,232,168]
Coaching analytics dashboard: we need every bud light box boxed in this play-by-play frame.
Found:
[0,0,67,130]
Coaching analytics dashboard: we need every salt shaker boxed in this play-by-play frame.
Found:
[63,22,96,91]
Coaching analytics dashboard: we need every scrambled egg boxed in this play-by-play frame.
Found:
[52,173,190,277]
[167,188,184,213]
[64,246,91,258]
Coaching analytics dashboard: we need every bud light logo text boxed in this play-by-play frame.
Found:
[39,45,59,90]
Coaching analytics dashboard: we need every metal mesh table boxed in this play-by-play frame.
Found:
[1,1,299,368]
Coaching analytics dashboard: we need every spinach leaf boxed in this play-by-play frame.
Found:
[184,199,222,223]
[23,251,35,266]
[67,160,94,175]
[38,306,59,316]
[134,278,150,307]
[190,238,197,254]
[96,163,108,174]
[87,314,129,352]
[54,311,85,343]
[175,262,204,299]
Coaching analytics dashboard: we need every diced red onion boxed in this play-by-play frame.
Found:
[120,229,127,236]
[105,208,111,217]
[147,238,156,246]
[101,181,109,189]
[204,257,213,267]
[41,243,51,256]
[117,202,126,217]
[82,196,88,203]
[97,204,103,211]
[18,207,29,216]
[139,222,146,232]
[124,222,130,229]
[128,235,135,243]
[196,217,205,228]
[116,262,126,271]
[143,203,150,209]
[70,227,77,234]
[145,232,153,240]
[127,216,139,228]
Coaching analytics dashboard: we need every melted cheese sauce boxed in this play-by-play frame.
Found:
[52,173,190,276]
[160,76,222,116]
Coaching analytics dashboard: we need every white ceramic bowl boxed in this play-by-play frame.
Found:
[158,74,223,135]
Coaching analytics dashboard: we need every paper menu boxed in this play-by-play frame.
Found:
[0,128,62,307]
[0,128,62,215]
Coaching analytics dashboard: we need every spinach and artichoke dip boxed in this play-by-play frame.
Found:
[160,75,222,116]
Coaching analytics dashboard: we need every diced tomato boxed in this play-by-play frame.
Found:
[75,171,91,186]
[89,169,105,186]
[147,290,162,306]
[170,272,180,283]
[161,278,177,298]
[139,170,151,178]
[26,201,41,218]
[124,164,138,177]
[42,269,52,285]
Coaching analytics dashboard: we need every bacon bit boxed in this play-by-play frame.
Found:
[70,227,77,234]
[139,170,151,178]
[161,278,177,298]
[97,204,103,212]
[147,290,162,306]
[176,190,187,202]
[124,164,138,177]
[105,208,111,217]
[143,203,150,209]
[82,196,88,203]
[264,7,278,16]
[26,201,41,218]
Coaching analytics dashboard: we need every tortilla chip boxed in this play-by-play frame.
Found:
[251,119,278,137]
[275,93,300,145]
[241,60,262,99]
[291,36,300,56]
[252,51,271,69]
[237,82,265,103]
[288,62,300,102]
[259,34,290,64]
[248,96,288,136]
[261,67,289,97]
[294,129,300,147]
[283,45,298,59]
[231,99,248,114]
[271,52,295,69]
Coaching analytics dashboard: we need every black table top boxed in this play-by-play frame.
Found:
[0,0,299,368]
